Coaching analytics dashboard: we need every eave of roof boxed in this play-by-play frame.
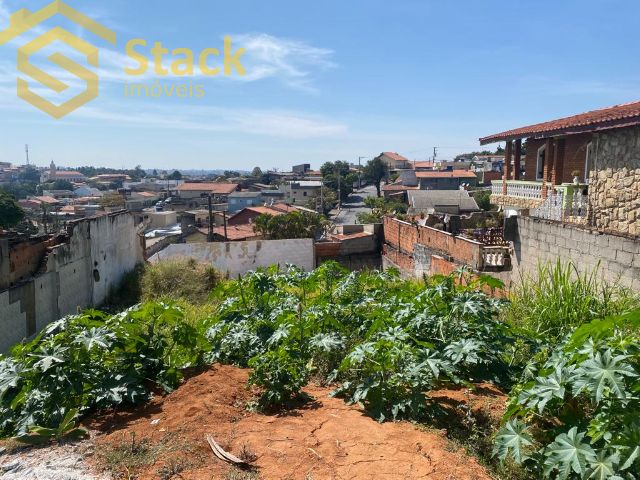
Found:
[479,101,640,145]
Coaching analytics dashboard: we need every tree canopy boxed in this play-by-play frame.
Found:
[167,170,183,180]
[253,211,327,240]
[363,157,388,197]
[0,190,25,229]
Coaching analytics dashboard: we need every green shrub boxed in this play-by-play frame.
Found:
[248,347,308,408]
[504,261,638,341]
[494,310,640,479]
[141,258,221,303]
[0,302,210,439]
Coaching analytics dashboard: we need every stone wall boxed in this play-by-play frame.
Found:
[589,125,640,236]
[0,212,144,352]
[510,216,640,290]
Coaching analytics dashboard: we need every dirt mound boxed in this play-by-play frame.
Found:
[87,364,495,479]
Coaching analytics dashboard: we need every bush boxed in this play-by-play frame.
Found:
[503,261,639,341]
[141,258,221,303]
[494,310,640,478]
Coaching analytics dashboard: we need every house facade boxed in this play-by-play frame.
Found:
[375,152,410,171]
[482,101,640,237]
[228,191,264,213]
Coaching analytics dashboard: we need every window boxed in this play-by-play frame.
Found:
[536,145,546,181]
[303,191,307,196]
[584,142,593,183]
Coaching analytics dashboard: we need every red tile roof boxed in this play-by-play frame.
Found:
[480,100,640,145]
[415,171,477,179]
[381,152,409,161]
[213,224,258,240]
[412,161,435,169]
[177,183,238,194]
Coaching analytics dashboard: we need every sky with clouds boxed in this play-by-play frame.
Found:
[0,0,639,171]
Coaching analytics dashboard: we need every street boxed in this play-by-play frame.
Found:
[331,184,378,225]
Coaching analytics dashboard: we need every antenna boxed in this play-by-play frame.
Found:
[25,144,29,165]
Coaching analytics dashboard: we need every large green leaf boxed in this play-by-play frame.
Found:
[543,428,597,479]
[572,350,637,403]
[493,419,534,463]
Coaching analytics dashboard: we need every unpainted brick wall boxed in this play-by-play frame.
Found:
[383,217,483,269]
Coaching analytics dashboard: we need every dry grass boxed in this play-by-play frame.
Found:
[141,257,221,304]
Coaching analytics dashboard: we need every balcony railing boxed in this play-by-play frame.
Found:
[491,180,543,198]
[532,190,588,222]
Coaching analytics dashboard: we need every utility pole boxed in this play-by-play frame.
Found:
[222,209,228,241]
[25,144,29,166]
[202,193,214,242]
[433,147,438,164]
[337,168,341,209]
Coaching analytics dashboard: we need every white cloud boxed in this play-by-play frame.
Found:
[230,33,335,91]
[60,103,347,139]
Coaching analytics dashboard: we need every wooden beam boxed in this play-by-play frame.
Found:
[503,140,512,194]
[513,139,522,180]
[542,139,553,199]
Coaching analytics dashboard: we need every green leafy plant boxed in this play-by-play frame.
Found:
[494,310,640,479]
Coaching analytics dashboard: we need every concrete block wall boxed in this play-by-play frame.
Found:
[148,238,315,278]
[511,216,640,290]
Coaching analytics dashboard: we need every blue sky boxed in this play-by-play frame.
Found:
[1,0,639,171]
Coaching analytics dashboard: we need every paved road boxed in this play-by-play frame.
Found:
[332,185,378,225]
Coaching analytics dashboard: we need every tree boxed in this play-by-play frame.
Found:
[152,169,158,177]
[357,197,407,224]
[99,193,125,208]
[167,170,182,180]
[251,167,263,178]
[0,190,25,229]
[363,157,388,197]
[253,211,327,240]
[224,170,240,178]
[18,165,41,184]
[474,190,493,211]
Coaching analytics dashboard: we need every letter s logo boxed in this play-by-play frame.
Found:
[0,0,116,118]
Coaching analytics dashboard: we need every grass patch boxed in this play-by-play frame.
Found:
[98,432,160,475]
[503,260,639,340]
[141,257,222,304]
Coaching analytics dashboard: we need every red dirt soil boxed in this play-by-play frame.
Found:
[86,364,499,479]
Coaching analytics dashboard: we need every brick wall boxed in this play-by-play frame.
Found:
[383,217,483,269]
[511,216,640,290]
[523,133,591,183]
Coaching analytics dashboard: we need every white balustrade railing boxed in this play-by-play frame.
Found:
[532,191,588,222]
[491,180,544,199]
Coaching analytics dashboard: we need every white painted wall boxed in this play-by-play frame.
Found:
[148,239,315,278]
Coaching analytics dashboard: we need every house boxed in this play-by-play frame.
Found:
[176,182,239,206]
[374,152,410,171]
[73,185,103,197]
[40,161,86,183]
[415,170,478,190]
[481,100,640,236]
[292,163,311,174]
[287,180,322,204]
[407,190,480,215]
[228,191,263,213]
[381,183,419,201]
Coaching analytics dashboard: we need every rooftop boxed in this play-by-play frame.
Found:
[177,183,238,194]
[480,100,640,144]
[407,190,480,212]
[229,191,263,198]
[415,171,477,179]
[381,152,409,162]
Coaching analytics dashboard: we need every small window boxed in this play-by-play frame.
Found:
[303,191,307,196]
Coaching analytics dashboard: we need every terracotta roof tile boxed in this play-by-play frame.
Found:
[414,171,477,179]
[177,183,238,194]
[480,100,640,144]
[382,152,409,161]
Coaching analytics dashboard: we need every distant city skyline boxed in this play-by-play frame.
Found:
[1,0,639,170]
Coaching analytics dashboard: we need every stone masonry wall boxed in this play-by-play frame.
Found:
[589,125,640,236]
[510,216,640,291]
